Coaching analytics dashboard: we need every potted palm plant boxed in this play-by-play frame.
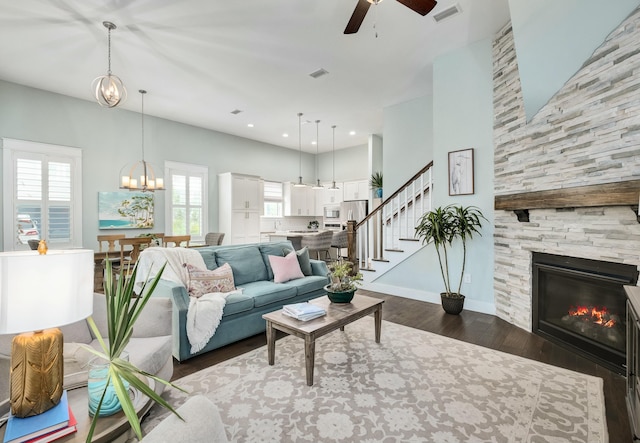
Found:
[325,259,363,303]
[415,204,486,315]
[84,259,186,441]
[369,171,383,198]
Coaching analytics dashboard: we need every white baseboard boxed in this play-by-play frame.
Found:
[362,282,496,316]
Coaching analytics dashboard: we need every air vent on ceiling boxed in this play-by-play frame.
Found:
[433,4,461,23]
[309,68,329,79]
[230,109,243,115]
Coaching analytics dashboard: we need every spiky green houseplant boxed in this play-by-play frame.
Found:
[415,204,485,298]
[84,259,186,442]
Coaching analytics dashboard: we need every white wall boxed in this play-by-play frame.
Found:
[382,96,433,194]
[376,38,496,315]
[509,0,639,120]
[0,80,318,250]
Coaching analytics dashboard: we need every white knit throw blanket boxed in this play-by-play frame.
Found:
[136,247,230,353]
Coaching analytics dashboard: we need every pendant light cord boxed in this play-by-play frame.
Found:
[140,90,146,161]
[332,125,336,183]
[107,27,112,75]
[298,112,303,182]
[315,120,320,184]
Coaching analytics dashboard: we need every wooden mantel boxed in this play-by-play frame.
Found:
[495,180,640,222]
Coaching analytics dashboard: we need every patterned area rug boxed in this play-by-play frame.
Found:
[142,318,608,442]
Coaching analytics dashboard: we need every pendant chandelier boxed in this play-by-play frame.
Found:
[312,119,323,190]
[294,112,307,187]
[92,21,127,108]
[329,125,340,190]
[119,90,165,192]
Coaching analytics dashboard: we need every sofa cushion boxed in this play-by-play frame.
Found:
[269,251,304,283]
[258,241,289,280]
[198,248,218,270]
[215,246,268,286]
[222,291,255,316]
[185,263,235,298]
[239,281,297,307]
[283,246,312,276]
[282,275,330,296]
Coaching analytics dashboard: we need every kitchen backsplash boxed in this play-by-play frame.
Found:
[260,216,321,232]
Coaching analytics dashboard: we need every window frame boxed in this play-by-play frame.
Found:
[164,160,208,243]
[2,138,82,251]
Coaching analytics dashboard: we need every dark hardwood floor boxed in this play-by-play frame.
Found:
[171,290,632,442]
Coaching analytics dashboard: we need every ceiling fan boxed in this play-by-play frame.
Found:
[344,0,437,34]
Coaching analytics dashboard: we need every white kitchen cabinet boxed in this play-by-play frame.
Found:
[343,180,369,201]
[219,172,263,244]
[320,182,343,206]
[284,182,319,216]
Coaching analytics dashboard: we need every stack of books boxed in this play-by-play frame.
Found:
[283,302,326,321]
[4,391,77,443]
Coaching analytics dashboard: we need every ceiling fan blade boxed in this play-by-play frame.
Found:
[395,0,437,16]
[344,0,371,34]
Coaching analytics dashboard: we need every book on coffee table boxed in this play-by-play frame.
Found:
[3,391,70,443]
[283,302,326,321]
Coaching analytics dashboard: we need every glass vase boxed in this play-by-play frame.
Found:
[87,352,129,417]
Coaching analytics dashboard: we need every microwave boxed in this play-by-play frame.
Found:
[324,206,340,219]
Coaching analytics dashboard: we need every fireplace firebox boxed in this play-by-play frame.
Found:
[532,252,639,373]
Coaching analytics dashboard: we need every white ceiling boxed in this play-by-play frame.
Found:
[0,0,510,152]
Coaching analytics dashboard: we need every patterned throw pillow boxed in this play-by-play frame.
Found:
[185,262,235,298]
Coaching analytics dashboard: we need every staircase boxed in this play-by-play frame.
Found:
[346,162,433,286]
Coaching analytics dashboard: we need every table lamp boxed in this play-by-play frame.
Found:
[0,248,93,418]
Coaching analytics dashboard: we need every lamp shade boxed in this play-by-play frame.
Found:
[0,249,94,334]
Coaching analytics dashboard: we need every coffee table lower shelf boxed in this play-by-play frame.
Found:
[262,294,384,386]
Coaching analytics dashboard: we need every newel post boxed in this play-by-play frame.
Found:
[346,220,358,272]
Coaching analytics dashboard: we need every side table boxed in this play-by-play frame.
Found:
[0,377,154,443]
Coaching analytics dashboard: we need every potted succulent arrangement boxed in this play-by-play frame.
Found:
[84,259,186,441]
[369,171,383,198]
[415,205,486,315]
[325,259,363,303]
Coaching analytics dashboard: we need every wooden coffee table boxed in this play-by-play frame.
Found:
[262,294,384,386]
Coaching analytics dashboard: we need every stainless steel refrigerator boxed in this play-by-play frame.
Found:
[340,200,368,227]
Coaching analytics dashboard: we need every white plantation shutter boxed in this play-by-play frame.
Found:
[165,161,208,242]
[263,180,283,217]
[3,139,82,250]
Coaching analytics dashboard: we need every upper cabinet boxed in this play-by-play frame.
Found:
[230,174,262,211]
[284,183,321,217]
[343,180,369,201]
[320,182,344,206]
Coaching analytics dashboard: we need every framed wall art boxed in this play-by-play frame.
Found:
[98,191,155,229]
[448,148,474,196]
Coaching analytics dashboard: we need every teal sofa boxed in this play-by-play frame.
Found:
[153,241,330,362]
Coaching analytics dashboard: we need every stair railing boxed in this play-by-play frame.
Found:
[347,162,433,270]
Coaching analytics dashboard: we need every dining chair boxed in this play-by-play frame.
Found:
[301,230,334,261]
[118,237,153,277]
[97,234,126,253]
[205,232,225,246]
[163,235,191,248]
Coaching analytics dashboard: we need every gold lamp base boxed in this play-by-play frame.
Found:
[10,328,64,417]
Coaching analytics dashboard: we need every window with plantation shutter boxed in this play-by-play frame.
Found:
[165,161,208,243]
[3,139,82,250]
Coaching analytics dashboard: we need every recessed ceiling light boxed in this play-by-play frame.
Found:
[247,123,254,128]
[349,131,356,135]
[283,133,289,138]
[311,141,317,145]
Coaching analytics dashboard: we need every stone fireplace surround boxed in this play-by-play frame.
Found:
[492,9,640,333]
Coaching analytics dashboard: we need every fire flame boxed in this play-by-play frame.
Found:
[568,305,616,328]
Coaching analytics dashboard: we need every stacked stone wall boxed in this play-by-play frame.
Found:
[492,9,640,330]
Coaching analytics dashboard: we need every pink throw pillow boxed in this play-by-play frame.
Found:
[268,251,305,283]
[185,262,235,297]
